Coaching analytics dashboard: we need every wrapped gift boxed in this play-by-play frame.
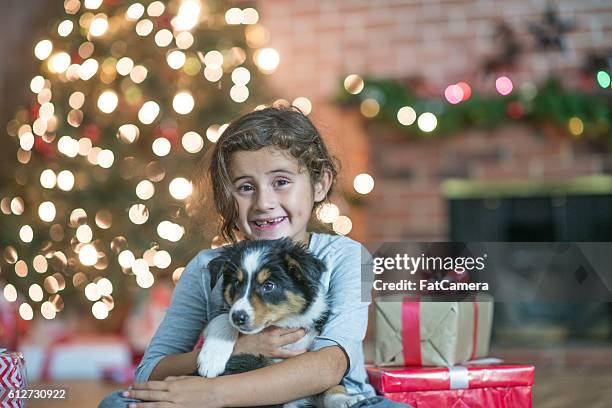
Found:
[0,296,18,350]
[21,334,131,380]
[374,296,493,366]
[367,364,534,408]
[0,349,28,408]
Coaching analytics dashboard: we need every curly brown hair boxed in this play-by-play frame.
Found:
[188,106,340,244]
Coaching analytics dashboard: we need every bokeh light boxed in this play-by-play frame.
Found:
[129,204,149,224]
[89,15,109,37]
[182,131,204,153]
[97,90,119,113]
[79,244,98,266]
[417,112,438,132]
[152,137,171,156]
[568,117,584,136]
[38,201,56,222]
[3,284,17,302]
[35,39,53,60]
[136,180,155,200]
[332,215,352,235]
[169,178,192,200]
[49,52,71,73]
[19,225,34,243]
[397,106,417,126]
[57,170,75,191]
[444,84,464,104]
[167,50,186,70]
[76,224,93,243]
[344,74,364,94]
[495,76,513,96]
[292,97,312,115]
[19,303,34,320]
[138,101,160,124]
[126,3,145,20]
[172,92,194,114]
[173,0,200,31]
[92,301,109,319]
[596,71,611,89]
[254,48,279,74]
[155,29,173,47]
[360,99,380,118]
[457,81,472,101]
[353,173,375,194]
[316,203,340,224]
[136,20,154,36]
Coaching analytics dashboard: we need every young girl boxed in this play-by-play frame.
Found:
[99,107,412,408]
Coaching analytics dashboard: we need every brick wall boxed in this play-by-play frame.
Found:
[259,0,611,100]
[256,0,612,241]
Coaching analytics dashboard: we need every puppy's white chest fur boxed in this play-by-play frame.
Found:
[280,330,317,352]
[275,292,328,351]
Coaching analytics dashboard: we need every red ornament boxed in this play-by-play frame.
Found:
[457,81,472,101]
[156,124,180,145]
[507,101,524,119]
[70,50,84,65]
[30,103,41,120]
[158,14,173,29]
[0,295,19,350]
[33,136,57,158]
[83,124,101,142]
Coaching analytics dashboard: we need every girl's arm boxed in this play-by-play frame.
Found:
[148,349,199,381]
[216,346,347,406]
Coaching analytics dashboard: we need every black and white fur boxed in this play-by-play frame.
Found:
[196,238,365,408]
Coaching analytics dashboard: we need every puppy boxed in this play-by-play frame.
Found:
[197,237,365,408]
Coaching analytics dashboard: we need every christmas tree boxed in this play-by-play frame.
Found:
[0,0,278,322]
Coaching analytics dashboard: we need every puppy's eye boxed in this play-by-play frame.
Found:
[262,280,276,292]
[232,279,239,288]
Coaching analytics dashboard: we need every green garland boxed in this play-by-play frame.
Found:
[334,76,611,145]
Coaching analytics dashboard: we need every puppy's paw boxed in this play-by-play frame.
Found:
[322,393,366,408]
[196,339,234,378]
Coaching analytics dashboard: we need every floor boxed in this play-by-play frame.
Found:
[532,368,612,407]
[25,366,612,408]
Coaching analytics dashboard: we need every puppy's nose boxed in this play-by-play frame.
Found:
[232,310,249,326]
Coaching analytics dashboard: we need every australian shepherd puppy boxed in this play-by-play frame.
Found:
[196,237,364,408]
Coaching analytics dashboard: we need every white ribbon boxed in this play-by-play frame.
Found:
[463,357,504,365]
[447,357,504,390]
[449,366,470,390]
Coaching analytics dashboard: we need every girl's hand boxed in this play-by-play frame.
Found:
[232,325,307,358]
[125,376,222,408]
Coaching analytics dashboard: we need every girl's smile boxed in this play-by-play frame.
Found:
[250,216,288,229]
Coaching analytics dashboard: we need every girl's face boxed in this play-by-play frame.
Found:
[229,146,330,245]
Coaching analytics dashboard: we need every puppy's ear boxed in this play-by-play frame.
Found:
[283,247,326,286]
[207,256,227,290]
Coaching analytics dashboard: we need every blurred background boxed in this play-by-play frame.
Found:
[0,0,611,406]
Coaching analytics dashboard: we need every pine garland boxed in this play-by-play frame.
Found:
[334,76,612,145]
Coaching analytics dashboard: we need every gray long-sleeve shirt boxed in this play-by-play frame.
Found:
[135,232,376,398]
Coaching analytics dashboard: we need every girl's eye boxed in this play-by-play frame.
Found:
[237,184,254,192]
[262,280,276,292]
[274,179,290,187]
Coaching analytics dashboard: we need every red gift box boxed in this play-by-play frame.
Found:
[367,364,534,408]
[0,349,28,408]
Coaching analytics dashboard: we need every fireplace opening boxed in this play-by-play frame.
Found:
[446,178,612,344]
